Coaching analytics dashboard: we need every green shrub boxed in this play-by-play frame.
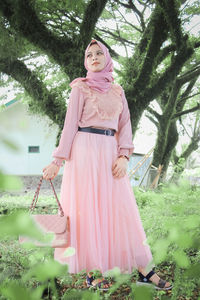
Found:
[0,180,199,299]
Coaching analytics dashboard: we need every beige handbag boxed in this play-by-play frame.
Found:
[19,177,70,248]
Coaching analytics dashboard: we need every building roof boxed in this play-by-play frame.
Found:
[0,98,19,108]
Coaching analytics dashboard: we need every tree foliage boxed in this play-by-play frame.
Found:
[0,0,200,179]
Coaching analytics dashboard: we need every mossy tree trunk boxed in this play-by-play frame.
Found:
[0,0,199,150]
[154,121,179,180]
[0,0,109,128]
[170,115,200,182]
[147,69,200,180]
[120,0,197,136]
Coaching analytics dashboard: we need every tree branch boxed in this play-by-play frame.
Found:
[176,77,198,111]
[145,43,194,102]
[181,137,200,160]
[178,92,200,103]
[115,7,143,33]
[157,0,184,49]
[179,117,192,139]
[63,12,81,25]
[163,81,181,121]
[130,5,169,95]
[0,58,66,127]
[172,103,200,119]
[155,44,175,66]
[155,40,200,67]
[79,0,109,44]
[128,0,146,30]
[146,106,161,121]
[172,148,179,164]
[170,132,199,181]
[93,33,120,58]
[0,0,72,68]
[193,117,200,137]
[145,114,159,127]
[117,0,146,30]
[177,65,200,85]
[179,78,197,100]
[137,5,167,56]
[96,28,137,46]
[194,40,200,48]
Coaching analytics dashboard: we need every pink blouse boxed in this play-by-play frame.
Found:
[52,79,134,166]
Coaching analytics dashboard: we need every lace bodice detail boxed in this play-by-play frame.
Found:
[71,80,123,120]
[52,81,134,164]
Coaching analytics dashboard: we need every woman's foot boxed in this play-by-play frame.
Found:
[137,267,172,290]
[86,272,112,291]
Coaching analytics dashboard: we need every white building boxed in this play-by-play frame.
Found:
[0,99,63,176]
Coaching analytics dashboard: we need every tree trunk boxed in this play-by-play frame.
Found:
[170,138,199,182]
[159,121,179,180]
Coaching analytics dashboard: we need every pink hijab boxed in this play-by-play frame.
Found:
[70,40,114,93]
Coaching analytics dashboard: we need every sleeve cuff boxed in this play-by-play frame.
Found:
[52,158,64,167]
[118,148,130,158]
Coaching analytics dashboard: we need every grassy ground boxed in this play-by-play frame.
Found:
[0,182,199,299]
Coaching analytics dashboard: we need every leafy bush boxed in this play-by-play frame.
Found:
[0,180,199,299]
[135,181,200,299]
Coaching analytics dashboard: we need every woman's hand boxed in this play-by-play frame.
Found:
[112,157,128,179]
[42,163,60,180]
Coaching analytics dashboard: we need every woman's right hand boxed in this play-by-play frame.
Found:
[42,163,60,180]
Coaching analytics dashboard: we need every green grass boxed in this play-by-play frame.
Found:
[0,181,200,300]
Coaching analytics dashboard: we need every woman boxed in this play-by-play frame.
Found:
[43,40,172,291]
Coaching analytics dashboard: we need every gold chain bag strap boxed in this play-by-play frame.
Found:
[19,177,70,248]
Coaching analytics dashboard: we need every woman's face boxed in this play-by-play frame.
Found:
[86,44,106,72]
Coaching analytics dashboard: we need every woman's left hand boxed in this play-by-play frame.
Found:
[112,157,128,179]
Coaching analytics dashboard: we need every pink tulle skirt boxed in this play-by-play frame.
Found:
[54,131,153,274]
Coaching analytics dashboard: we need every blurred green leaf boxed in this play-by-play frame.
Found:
[184,263,200,278]
[173,250,190,268]
[31,285,45,300]
[0,171,23,191]
[153,239,169,263]
[24,259,68,281]
[1,137,20,151]
[81,291,100,300]
[0,281,32,300]
[184,215,200,229]
[28,252,46,266]
[64,247,76,257]
[103,266,121,278]
[63,290,99,300]
[168,226,180,242]
[0,211,51,244]
[132,284,153,300]
[176,233,193,248]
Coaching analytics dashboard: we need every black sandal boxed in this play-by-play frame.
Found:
[86,272,111,291]
[137,269,172,290]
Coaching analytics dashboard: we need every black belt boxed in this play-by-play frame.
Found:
[78,126,115,136]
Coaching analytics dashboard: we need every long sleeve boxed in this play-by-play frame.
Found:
[117,89,134,158]
[52,87,84,165]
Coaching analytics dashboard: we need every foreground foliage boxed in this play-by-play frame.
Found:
[0,181,199,300]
